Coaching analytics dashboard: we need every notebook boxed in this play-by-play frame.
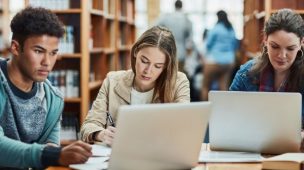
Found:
[108,102,211,170]
[262,153,304,170]
[208,91,302,154]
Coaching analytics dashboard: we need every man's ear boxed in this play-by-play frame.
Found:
[10,40,21,57]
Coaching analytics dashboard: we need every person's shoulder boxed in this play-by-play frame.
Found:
[177,71,187,77]
[237,59,256,75]
[177,71,188,82]
[156,13,171,23]
[106,70,133,81]
[241,59,255,69]
[213,23,227,31]
[43,79,64,99]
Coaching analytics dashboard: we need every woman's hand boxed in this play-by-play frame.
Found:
[98,126,116,147]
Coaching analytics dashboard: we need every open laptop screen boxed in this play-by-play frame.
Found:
[108,102,211,170]
[209,91,301,154]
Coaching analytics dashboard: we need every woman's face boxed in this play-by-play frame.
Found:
[134,47,166,92]
[265,30,303,74]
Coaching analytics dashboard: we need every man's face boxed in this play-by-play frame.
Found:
[12,35,59,82]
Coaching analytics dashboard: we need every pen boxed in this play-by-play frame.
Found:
[106,112,116,127]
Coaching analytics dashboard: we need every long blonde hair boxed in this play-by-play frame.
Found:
[130,26,178,102]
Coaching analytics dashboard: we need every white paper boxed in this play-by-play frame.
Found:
[199,150,264,163]
[92,144,112,157]
[69,157,109,170]
[69,144,111,170]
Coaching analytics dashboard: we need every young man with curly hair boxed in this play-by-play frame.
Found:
[0,7,92,169]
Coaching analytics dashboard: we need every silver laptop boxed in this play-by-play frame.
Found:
[209,91,302,154]
[108,102,211,170]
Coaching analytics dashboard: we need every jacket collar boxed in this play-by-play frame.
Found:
[114,70,134,104]
[114,70,162,103]
[37,80,64,144]
[0,66,6,118]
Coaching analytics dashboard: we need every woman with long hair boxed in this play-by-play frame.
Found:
[80,26,190,146]
[230,9,304,126]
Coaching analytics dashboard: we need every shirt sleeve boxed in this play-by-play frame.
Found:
[0,126,44,168]
[80,77,109,143]
[174,72,191,103]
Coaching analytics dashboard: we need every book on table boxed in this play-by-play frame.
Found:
[262,153,304,170]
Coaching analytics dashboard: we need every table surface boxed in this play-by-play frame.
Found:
[47,143,264,170]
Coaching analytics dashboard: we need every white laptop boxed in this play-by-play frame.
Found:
[208,91,302,154]
[108,102,211,170]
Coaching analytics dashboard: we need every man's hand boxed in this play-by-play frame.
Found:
[58,141,92,166]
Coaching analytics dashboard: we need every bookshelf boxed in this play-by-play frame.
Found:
[242,0,264,61]
[117,0,135,70]
[265,0,304,19]
[242,0,304,63]
[25,0,136,144]
[0,0,9,58]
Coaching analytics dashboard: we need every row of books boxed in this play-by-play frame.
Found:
[59,25,75,54]
[48,70,79,98]
[120,0,134,19]
[29,0,70,10]
[60,112,79,141]
[119,24,127,46]
[89,0,115,15]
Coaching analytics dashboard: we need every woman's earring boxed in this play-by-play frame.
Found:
[262,46,268,55]
[298,49,304,58]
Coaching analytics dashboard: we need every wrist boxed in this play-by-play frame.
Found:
[41,145,62,168]
[92,131,102,141]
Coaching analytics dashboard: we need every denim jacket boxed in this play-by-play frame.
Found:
[229,60,259,91]
[229,59,304,128]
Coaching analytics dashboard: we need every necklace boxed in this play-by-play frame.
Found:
[276,72,290,92]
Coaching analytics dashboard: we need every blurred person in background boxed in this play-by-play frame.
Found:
[155,0,193,72]
[202,10,237,101]
[184,40,202,101]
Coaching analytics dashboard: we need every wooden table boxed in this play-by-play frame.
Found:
[47,163,263,170]
[47,143,264,170]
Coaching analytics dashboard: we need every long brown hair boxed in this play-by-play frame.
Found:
[130,26,178,102]
[249,9,304,92]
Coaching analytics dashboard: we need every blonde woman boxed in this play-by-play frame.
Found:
[81,26,190,146]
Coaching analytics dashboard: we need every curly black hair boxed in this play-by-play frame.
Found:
[10,7,64,49]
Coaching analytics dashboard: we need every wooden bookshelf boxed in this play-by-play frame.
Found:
[242,0,304,63]
[117,0,135,70]
[24,0,136,143]
[242,0,264,62]
[0,0,9,58]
